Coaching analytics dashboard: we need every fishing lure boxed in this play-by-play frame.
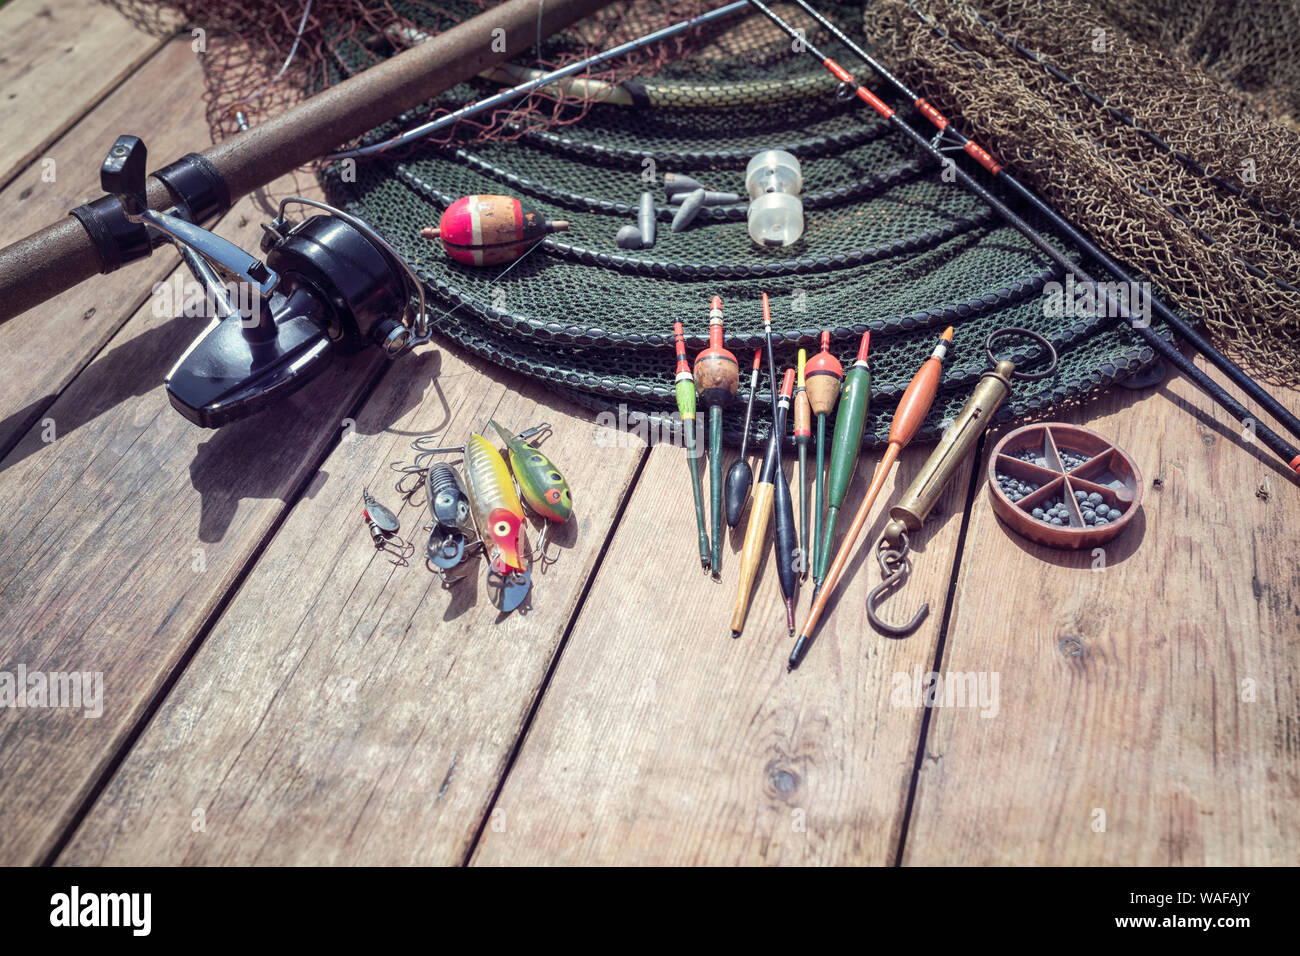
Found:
[362,488,400,547]
[362,488,412,565]
[425,462,476,580]
[464,432,531,612]
[490,420,572,524]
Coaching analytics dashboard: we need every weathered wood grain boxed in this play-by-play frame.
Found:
[0,37,221,457]
[470,438,974,865]
[0,172,392,866]
[902,362,1300,865]
[0,0,172,189]
[58,357,646,865]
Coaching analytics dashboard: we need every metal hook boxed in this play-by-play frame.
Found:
[513,422,552,444]
[866,533,929,637]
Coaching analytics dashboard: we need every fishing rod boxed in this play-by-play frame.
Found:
[791,326,951,669]
[0,0,621,323]
[673,321,712,570]
[695,296,740,577]
[812,330,870,601]
[329,0,753,160]
[764,0,1300,475]
[725,349,764,527]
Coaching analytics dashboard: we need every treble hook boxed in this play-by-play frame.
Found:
[866,532,929,637]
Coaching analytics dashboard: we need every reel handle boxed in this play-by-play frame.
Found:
[99,135,278,297]
[100,135,149,216]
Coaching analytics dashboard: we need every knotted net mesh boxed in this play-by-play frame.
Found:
[116,0,1299,444]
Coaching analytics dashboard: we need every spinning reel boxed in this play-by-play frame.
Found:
[90,135,428,427]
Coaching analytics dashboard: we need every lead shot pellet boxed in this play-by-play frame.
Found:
[1031,497,1071,526]
[994,470,1040,503]
[1057,448,1092,469]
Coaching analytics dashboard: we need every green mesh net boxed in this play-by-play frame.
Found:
[316,0,1168,446]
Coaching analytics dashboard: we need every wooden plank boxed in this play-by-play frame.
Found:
[0,37,216,457]
[469,439,974,865]
[58,361,646,865]
[0,0,172,188]
[902,362,1300,865]
[0,173,393,866]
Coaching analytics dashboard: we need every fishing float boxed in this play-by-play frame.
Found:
[694,296,739,577]
[772,368,799,635]
[730,368,794,638]
[672,320,710,570]
[724,349,764,527]
[793,349,811,580]
[812,330,870,601]
[803,331,843,583]
[790,326,953,669]
[759,293,799,634]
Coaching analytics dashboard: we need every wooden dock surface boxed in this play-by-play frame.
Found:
[1,0,1296,866]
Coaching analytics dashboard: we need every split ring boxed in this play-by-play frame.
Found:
[985,327,1059,381]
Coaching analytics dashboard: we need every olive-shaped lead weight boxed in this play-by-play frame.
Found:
[616,224,643,249]
[671,188,706,232]
[638,192,656,249]
[669,190,742,206]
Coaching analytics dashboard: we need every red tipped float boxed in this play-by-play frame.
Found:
[421,194,569,266]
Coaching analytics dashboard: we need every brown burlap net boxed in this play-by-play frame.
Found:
[869,0,1300,384]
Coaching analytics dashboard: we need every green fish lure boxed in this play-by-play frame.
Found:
[490,420,573,523]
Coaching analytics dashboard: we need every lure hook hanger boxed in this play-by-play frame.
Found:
[866,532,929,637]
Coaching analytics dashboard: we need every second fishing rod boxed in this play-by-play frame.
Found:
[785,0,1300,455]
[747,0,1300,477]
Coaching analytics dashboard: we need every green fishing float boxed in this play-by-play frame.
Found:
[812,330,870,597]
[673,320,711,569]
